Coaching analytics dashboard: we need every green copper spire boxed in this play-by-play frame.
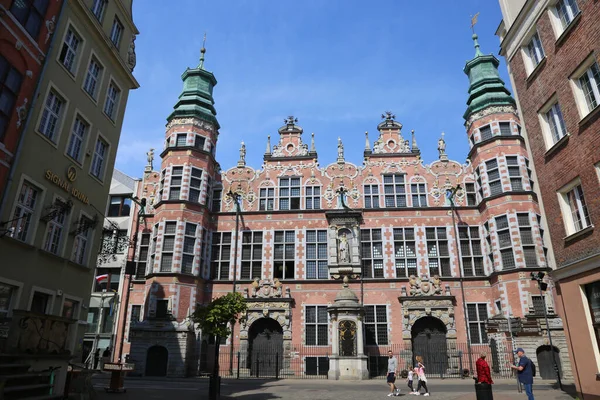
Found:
[167,36,219,128]
[463,34,515,120]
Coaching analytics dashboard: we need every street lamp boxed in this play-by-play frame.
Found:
[447,185,474,376]
[530,271,563,391]
[226,190,242,376]
[116,196,146,364]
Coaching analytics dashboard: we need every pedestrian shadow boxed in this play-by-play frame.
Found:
[551,382,577,398]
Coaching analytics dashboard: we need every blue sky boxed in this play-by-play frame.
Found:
[116,0,510,178]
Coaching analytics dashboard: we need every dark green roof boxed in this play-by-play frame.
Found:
[463,34,515,121]
[167,57,219,129]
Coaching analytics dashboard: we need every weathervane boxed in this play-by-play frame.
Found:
[470,12,480,34]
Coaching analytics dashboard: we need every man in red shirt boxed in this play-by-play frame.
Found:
[476,353,494,384]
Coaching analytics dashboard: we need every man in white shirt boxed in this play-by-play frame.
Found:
[387,350,400,396]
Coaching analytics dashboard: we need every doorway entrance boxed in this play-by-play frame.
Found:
[536,345,562,379]
[411,316,448,375]
[145,345,168,376]
[248,318,283,377]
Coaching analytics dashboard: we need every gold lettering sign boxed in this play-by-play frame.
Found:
[44,169,90,205]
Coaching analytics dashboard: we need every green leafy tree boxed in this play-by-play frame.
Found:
[192,292,248,340]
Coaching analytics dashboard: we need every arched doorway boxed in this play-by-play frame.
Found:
[248,318,283,377]
[536,345,562,379]
[145,345,168,376]
[411,316,448,375]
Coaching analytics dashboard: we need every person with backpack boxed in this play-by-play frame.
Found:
[510,348,535,400]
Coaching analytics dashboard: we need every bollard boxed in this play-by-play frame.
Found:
[275,353,279,380]
[458,352,464,379]
[256,357,260,378]
[237,352,240,379]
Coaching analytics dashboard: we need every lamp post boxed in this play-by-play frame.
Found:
[447,185,473,376]
[226,190,242,376]
[530,271,563,391]
[116,196,145,364]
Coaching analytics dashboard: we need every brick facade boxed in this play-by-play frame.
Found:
[115,41,572,379]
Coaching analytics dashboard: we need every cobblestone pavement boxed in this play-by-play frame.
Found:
[92,376,576,400]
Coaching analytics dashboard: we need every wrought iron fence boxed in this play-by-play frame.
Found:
[201,344,331,379]
[200,341,515,380]
[365,341,515,379]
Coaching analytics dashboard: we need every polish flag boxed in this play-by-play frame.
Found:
[95,274,109,283]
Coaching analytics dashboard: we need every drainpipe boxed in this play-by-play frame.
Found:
[0,2,66,217]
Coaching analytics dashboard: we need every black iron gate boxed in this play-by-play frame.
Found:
[249,318,284,377]
[411,317,448,375]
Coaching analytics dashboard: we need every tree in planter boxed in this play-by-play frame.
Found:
[191,292,247,398]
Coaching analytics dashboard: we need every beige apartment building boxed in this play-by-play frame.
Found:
[0,0,139,396]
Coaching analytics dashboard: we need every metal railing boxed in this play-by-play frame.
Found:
[200,341,516,380]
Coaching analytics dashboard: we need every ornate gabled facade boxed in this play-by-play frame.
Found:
[116,37,572,380]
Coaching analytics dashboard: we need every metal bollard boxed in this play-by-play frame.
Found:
[256,357,260,378]
[275,353,279,380]
[237,352,241,379]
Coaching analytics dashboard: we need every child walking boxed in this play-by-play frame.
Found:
[407,368,415,394]
[415,356,430,396]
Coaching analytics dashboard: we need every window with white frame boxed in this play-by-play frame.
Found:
[66,116,88,163]
[578,62,600,114]
[306,230,328,279]
[176,133,187,147]
[525,158,534,190]
[364,305,388,345]
[305,306,328,345]
[499,122,512,136]
[91,137,108,179]
[384,174,407,207]
[38,90,64,142]
[211,189,222,212]
[361,229,383,278]
[465,182,477,206]
[43,203,67,255]
[530,295,546,316]
[507,156,523,191]
[364,184,380,208]
[426,227,451,276]
[194,135,205,150]
[182,223,196,274]
[110,18,123,47]
[168,166,183,200]
[161,222,177,272]
[10,181,40,242]
[560,182,592,233]
[61,298,79,319]
[393,228,417,277]
[241,231,262,280]
[556,0,580,31]
[103,82,120,121]
[211,232,232,280]
[0,282,17,316]
[59,28,81,74]
[279,177,300,210]
[496,215,515,269]
[72,216,93,265]
[135,233,150,279]
[189,167,202,203]
[0,56,23,141]
[475,167,484,200]
[467,303,489,344]
[273,230,295,280]
[30,291,51,314]
[486,159,502,196]
[526,32,545,69]
[459,226,484,276]
[544,102,568,145]
[91,0,107,21]
[479,125,492,141]
[83,58,102,99]
[149,223,158,271]
[411,182,427,207]
[305,186,321,209]
[259,188,274,211]
[199,228,210,276]
[518,213,537,268]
